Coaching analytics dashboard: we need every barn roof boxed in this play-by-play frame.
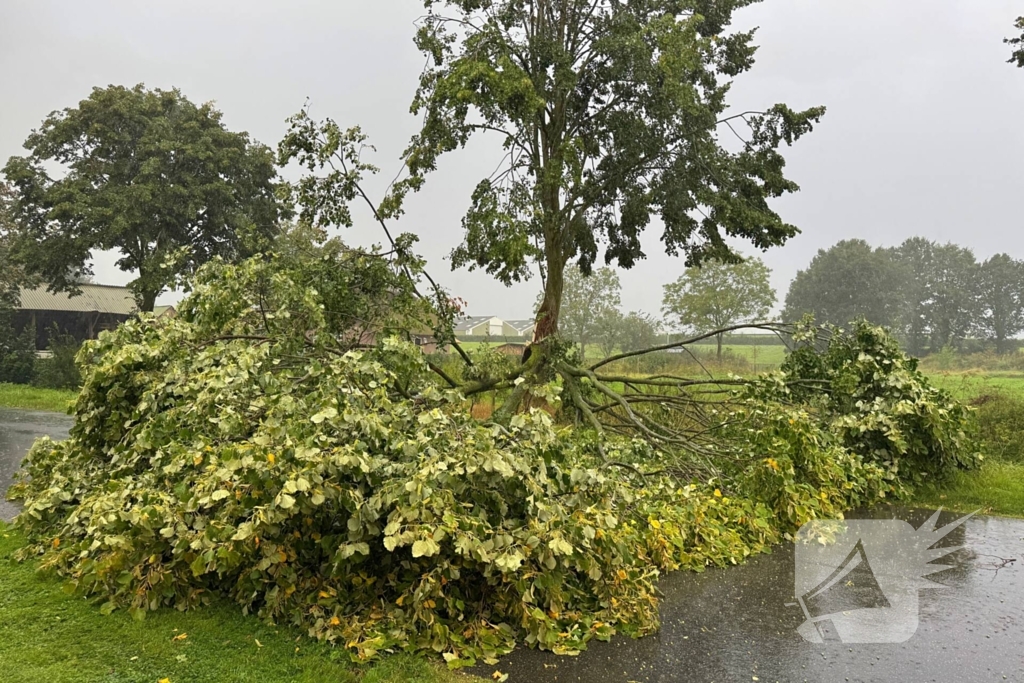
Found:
[17,284,137,315]
[454,316,496,332]
[504,319,535,334]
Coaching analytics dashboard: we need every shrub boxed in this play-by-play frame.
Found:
[781,321,979,483]
[31,325,82,390]
[0,316,35,385]
[970,392,1024,463]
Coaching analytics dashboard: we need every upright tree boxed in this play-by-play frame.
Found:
[977,253,1024,354]
[783,239,903,330]
[543,265,621,359]
[891,237,935,356]
[615,311,663,354]
[0,182,27,309]
[3,84,284,311]
[924,243,979,351]
[389,0,824,353]
[1008,16,1024,67]
[662,256,775,358]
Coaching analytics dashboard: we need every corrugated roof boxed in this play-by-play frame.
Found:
[454,316,496,332]
[505,319,535,333]
[18,284,137,315]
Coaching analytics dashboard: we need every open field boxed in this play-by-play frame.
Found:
[0,524,470,683]
[912,370,1024,517]
[0,384,76,413]
[926,371,1024,400]
[688,343,788,366]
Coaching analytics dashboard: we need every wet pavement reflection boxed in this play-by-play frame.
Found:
[0,407,72,521]
[474,507,1024,683]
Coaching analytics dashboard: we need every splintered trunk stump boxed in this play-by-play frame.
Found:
[533,258,565,345]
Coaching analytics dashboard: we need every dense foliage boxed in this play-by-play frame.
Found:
[784,237,1024,356]
[0,319,35,385]
[662,256,775,358]
[780,321,979,484]
[3,84,285,311]
[545,266,621,359]
[387,0,824,342]
[9,253,978,665]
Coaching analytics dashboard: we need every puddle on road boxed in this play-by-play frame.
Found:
[0,407,72,521]
[474,507,1024,683]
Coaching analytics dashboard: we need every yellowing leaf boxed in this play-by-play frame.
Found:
[172,632,187,641]
[713,489,722,498]
[411,538,440,558]
[267,453,275,465]
[329,616,341,626]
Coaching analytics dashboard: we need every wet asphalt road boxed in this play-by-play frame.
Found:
[0,411,1022,681]
[0,407,72,521]
[473,508,1024,683]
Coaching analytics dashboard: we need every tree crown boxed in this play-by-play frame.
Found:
[387,0,824,287]
[3,84,285,310]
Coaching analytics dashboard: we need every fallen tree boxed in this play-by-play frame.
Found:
[7,2,980,665]
[9,250,977,666]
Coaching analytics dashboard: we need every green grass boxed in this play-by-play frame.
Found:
[689,343,788,366]
[926,371,1024,401]
[912,461,1024,518]
[0,524,473,683]
[0,383,77,413]
[910,370,1024,518]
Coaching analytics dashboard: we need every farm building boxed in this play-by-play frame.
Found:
[493,342,528,357]
[504,319,536,339]
[13,284,139,350]
[454,316,522,339]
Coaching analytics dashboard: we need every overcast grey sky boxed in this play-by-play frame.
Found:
[2,0,1022,319]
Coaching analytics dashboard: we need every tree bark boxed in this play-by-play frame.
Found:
[533,251,565,344]
[140,289,157,313]
[716,332,723,360]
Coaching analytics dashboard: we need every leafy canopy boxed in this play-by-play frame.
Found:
[1008,17,1024,68]
[0,181,35,310]
[782,239,903,329]
[11,249,975,664]
[662,256,775,333]
[3,84,285,311]
[389,0,824,337]
[543,265,621,357]
[975,253,1024,354]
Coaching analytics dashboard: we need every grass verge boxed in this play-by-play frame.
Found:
[0,524,473,683]
[0,383,77,413]
[912,461,1024,518]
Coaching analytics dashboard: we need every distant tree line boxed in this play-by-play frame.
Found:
[784,238,1024,355]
